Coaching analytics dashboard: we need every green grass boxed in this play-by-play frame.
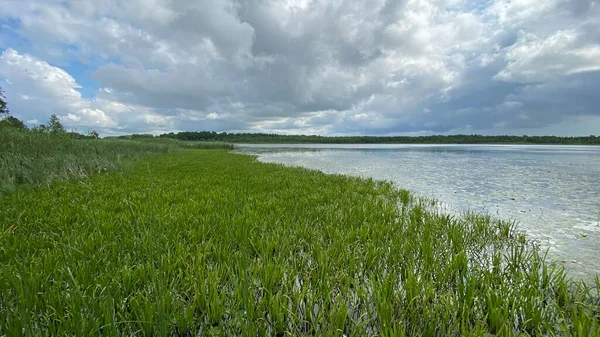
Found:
[179,141,234,150]
[0,127,232,197]
[0,150,599,336]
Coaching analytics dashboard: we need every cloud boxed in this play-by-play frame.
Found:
[495,30,600,83]
[0,48,117,128]
[0,0,599,135]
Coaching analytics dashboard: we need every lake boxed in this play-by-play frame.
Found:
[235,144,600,279]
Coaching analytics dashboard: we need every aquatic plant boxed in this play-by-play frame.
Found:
[0,150,598,336]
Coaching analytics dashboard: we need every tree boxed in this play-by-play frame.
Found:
[48,114,66,134]
[88,130,99,139]
[0,86,9,116]
[33,124,48,133]
[0,115,26,129]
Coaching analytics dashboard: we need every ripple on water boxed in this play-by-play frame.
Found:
[236,144,600,280]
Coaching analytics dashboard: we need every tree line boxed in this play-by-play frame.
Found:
[153,131,600,145]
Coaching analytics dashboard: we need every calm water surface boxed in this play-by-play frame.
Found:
[236,144,600,279]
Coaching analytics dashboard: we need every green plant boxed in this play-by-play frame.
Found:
[0,116,26,129]
[0,127,234,197]
[47,114,66,134]
[0,150,597,336]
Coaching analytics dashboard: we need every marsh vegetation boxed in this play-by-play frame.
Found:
[0,125,231,197]
[1,149,598,336]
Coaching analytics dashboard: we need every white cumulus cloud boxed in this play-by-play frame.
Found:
[0,48,117,129]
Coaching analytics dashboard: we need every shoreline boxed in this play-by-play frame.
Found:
[241,145,600,281]
[1,149,598,335]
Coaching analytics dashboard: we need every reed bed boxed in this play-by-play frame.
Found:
[0,128,231,197]
[0,150,598,336]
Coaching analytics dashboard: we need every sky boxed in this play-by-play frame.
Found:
[0,0,599,137]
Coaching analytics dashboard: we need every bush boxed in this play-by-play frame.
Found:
[0,116,26,130]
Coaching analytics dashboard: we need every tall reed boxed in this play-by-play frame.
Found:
[0,127,231,197]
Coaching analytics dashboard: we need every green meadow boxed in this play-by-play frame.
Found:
[1,144,599,335]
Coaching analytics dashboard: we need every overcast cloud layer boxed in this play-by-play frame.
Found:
[1,0,599,136]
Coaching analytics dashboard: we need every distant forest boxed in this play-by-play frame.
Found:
[117,131,600,145]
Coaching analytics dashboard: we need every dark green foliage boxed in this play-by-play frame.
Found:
[0,150,597,336]
[31,124,48,132]
[47,114,66,134]
[64,131,100,139]
[157,131,600,145]
[113,133,157,139]
[88,130,100,139]
[0,116,26,129]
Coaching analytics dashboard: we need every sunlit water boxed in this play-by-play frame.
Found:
[235,144,600,279]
